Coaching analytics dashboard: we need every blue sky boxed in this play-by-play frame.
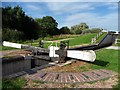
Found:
[2,2,118,31]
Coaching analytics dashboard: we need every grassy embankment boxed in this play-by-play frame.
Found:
[1,33,97,50]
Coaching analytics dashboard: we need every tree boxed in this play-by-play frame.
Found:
[71,25,82,34]
[79,23,89,30]
[41,16,58,35]
[75,29,82,34]
[70,22,89,34]
[2,28,24,41]
[2,6,39,40]
[59,26,70,34]
[35,16,58,36]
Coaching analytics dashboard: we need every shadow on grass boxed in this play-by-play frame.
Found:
[89,59,109,67]
[65,58,109,67]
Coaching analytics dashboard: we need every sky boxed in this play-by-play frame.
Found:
[2,2,118,31]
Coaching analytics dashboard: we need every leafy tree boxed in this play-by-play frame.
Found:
[2,6,39,40]
[59,26,70,34]
[75,29,82,34]
[2,28,24,41]
[79,23,89,30]
[70,22,89,34]
[35,16,58,36]
[71,25,82,34]
[41,16,58,35]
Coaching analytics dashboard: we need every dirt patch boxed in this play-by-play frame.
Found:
[41,60,91,72]
[1,50,31,57]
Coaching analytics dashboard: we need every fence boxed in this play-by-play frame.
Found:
[91,32,103,44]
[115,38,120,44]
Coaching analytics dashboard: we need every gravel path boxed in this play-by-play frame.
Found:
[106,46,120,50]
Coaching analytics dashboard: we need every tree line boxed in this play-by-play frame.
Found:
[2,6,102,42]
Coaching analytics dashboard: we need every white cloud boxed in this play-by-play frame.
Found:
[26,4,40,10]
[2,0,119,2]
[61,12,118,31]
[104,2,118,10]
[46,3,95,15]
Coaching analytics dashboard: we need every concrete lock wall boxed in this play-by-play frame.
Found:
[2,55,51,77]
[35,59,50,66]
[2,56,31,76]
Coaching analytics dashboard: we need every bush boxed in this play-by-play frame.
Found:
[2,28,24,42]
[90,28,102,33]
[70,29,82,35]
[75,29,82,34]
[59,26,70,34]
[82,29,91,34]
[82,28,102,34]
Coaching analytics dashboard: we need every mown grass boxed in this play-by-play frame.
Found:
[90,49,118,72]
[1,33,119,50]
[25,33,97,48]
[2,78,27,90]
[73,49,118,73]
[0,46,19,51]
[69,33,97,46]
[96,33,106,43]
[1,33,97,50]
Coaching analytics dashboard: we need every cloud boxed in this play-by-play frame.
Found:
[104,2,118,10]
[62,12,118,31]
[46,2,95,15]
[2,2,118,31]
[2,0,119,2]
[25,4,40,10]
[23,3,46,18]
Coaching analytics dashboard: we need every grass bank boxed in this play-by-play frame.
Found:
[1,33,97,50]
[76,49,118,72]
[2,78,26,90]
[90,49,118,72]
[0,46,19,51]
[69,33,97,46]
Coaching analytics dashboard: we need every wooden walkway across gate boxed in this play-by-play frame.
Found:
[26,69,115,83]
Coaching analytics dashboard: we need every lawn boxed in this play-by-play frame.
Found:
[0,46,19,51]
[96,32,106,43]
[2,78,27,90]
[74,49,118,73]
[1,33,97,50]
[43,33,98,48]
[69,33,97,46]
[26,33,98,48]
[91,49,118,72]
[42,49,118,73]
